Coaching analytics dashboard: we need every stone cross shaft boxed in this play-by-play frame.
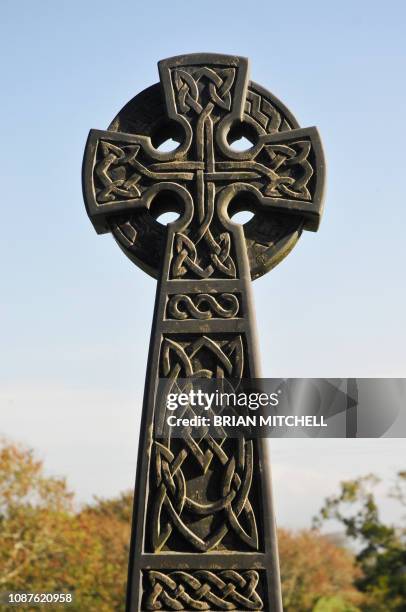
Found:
[83,53,325,612]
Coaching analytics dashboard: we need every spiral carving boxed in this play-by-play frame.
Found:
[167,293,240,320]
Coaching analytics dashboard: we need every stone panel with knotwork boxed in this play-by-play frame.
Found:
[149,334,259,553]
[143,569,265,610]
[166,293,241,320]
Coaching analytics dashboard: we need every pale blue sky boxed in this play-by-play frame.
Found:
[1,0,405,527]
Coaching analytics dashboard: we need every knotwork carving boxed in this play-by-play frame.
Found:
[95,141,142,203]
[151,335,258,552]
[263,140,313,200]
[94,136,313,208]
[172,232,236,279]
[84,57,325,281]
[161,336,244,380]
[244,89,293,132]
[151,437,258,552]
[144,569,264,610]
[167,293,240,320]
[173,67,236,115]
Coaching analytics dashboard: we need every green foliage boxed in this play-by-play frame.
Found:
[315,473,406,612]
[313,595,361,611]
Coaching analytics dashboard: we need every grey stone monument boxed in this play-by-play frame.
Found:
[82,53,325,611]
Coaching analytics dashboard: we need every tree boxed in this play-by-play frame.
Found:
[4,437,403,611]
[278,528,363,611]
[0,438,131,611]
[0,437,74,591]
[314,473,406,611]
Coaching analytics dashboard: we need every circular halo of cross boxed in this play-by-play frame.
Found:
[83,54,324,280]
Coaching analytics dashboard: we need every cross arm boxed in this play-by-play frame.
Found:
[261,127,325,231]
[83,130,144,234]
[218,126,325,232]
[82,129,193,234]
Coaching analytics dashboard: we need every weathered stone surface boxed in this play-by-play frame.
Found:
[82,53,325,611]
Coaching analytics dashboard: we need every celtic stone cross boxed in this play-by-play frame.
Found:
[83,53,325,611]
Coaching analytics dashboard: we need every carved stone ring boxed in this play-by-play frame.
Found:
[83,53,325,281]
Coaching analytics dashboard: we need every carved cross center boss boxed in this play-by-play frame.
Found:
[83,54,325,612]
